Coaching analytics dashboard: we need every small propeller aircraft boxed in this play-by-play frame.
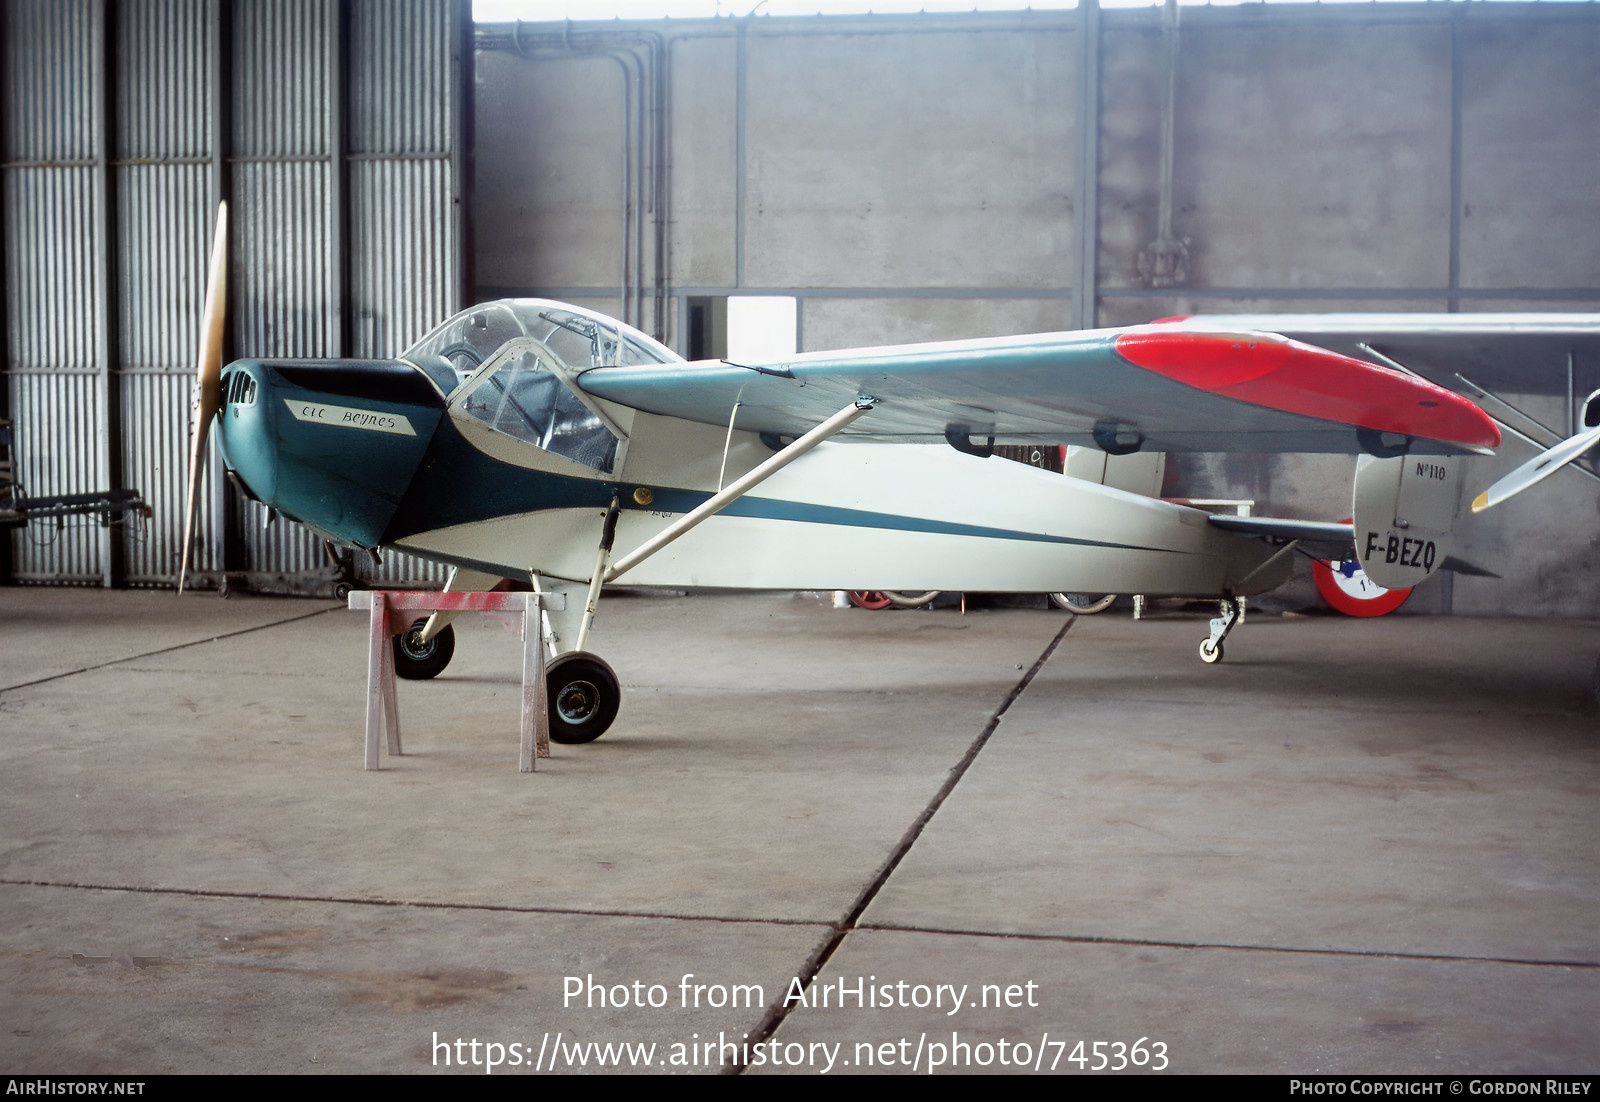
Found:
[180,205,1509,744]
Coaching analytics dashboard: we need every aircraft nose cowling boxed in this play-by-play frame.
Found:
[215,359,446,549]
[215,364,279,506]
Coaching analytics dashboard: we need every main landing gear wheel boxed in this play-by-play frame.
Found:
[546,651,621,744]
[393,619,455,680]
[1050,593,1116,614]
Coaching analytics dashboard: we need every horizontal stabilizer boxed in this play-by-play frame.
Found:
[1207,515,1353,546]
[1439,554,1499,579]
[1207,515,1356,559]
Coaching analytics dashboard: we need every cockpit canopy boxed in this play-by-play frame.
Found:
[403,300,681,476]
[402,299,681,396]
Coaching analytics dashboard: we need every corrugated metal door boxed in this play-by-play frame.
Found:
[348,0,457,587]
[115,0,221,586]
[3,0,111,585]
[1,0,464,591]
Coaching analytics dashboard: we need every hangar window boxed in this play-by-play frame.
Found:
[686,295,798,364]
[728,296,798,364]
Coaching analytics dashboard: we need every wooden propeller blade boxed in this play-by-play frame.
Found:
[179,202,228,594]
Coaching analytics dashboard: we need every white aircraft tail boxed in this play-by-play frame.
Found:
[1351,454,1465,589]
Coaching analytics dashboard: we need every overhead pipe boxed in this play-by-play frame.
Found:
[501,23,670,341]
[1137,0,1189,289]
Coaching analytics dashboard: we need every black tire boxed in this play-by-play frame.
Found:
[1050,592,1116,614]
[546,651,621,744]
[393,620,455,680]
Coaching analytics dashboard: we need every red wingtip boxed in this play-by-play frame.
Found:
[1148,315,1192,325]
[1114,328,1501,451]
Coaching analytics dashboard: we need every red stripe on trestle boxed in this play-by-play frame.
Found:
[1113,329,1501,450]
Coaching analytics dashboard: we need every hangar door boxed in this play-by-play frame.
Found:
[1,0,468,592]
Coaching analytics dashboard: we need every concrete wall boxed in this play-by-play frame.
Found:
[472,4,1600,616]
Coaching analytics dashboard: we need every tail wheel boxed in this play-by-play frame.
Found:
[546,651,621,744]
[393,620,455,680]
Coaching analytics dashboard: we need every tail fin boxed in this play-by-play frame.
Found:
[1352,454,1464,590]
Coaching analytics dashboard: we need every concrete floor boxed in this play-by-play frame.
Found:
[0,587,1595,1075]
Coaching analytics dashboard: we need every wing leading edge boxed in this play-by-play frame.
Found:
[1166,313,1600,397]
[577,325,1499,456]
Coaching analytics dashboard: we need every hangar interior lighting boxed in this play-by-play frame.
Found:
[477,0,1078,18]
[476,0,1575,20]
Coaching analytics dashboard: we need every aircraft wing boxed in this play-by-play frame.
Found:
[1168,313,1600,398]
[577,324,1500,455]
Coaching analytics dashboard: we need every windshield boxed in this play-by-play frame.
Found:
[403,299,681,395]
[456,342,621,473]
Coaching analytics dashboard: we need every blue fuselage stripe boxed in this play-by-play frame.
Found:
[698,495,1174,553]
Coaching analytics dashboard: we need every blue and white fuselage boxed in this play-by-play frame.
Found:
[214,300,1291,609]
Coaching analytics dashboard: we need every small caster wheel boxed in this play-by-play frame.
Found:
[1199,639,1223,664]
[333,581,353,602]
[218,576,231,599]
[394,620,455,680]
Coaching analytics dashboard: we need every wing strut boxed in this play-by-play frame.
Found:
[417,566,504,643]
[606,397,877,582]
